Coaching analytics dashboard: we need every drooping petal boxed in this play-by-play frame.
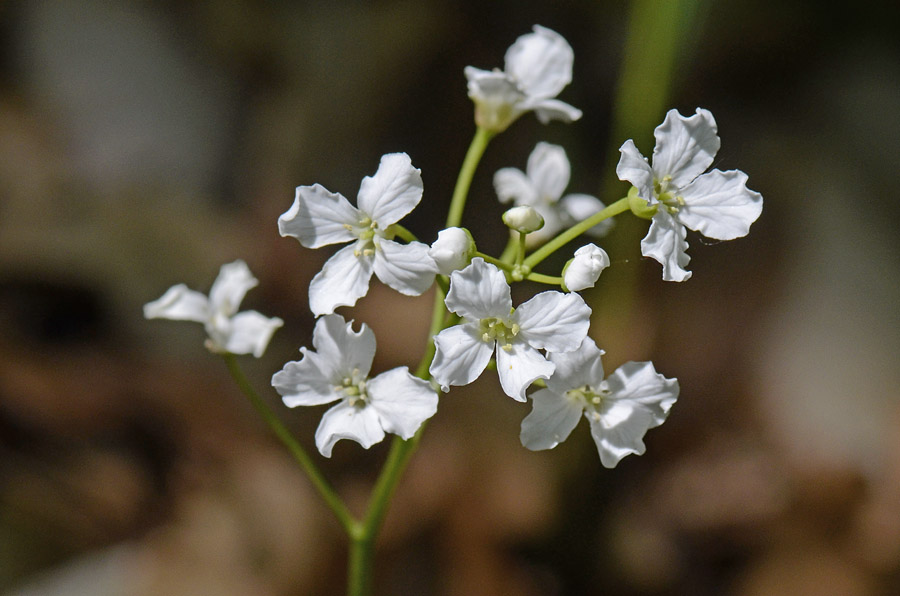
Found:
[308,244,374,316]
[208,260,258,317]
[493,167,537,206]
[526,142,570,203]
[514,291,591,353]
[372,238,436,296]
[615,139,654,200]
[143,284,209,323]
[505,25,574,99]
[310,314,376,380]
[223,311,283,357]
[641,210,692,282]
[559,193,614,238]
[357,153,423,226]
[278,184,359,249]
[272,350,342,407]
[495,342,555,402]
[528,98,582,124]
[520,387,584,450]
[444,258,512,321]
[651,108,720,188]
[315,401,385,457]
[604,361,679,421]
[545,337,605,395]
[588,400,657,468]
[429,324,493,392]
[677,169,763,240]
[367,367,438,439]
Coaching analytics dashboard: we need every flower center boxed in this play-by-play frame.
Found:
[477,317,520,352]
[336,368,369,408]
[565,381,611,421]
[653,175,686,214]
[347,216,379,257]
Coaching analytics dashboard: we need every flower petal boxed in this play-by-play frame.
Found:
[278,184,359,248]
[514,291,591,353]
[308,244,374,316]
[429,324,493,391]
[496,342,555,402]
[677,169,763,240]
[588,401,656,468]
[143,284,209,323]
[641,210,692,282]
[493,167,537,206]
[310,314,376,379]
[272,350,341,407]
[520,387,584,450]
[604,361,678,420]
[545,337,605,394]
[372,239,436,296]
[368,367,438,439]
[356,153,423,226]
[444,258,511,320]
[526,142,570,203]
[315,401,385,457]
[559,193,614,238]
[615,139,654,200]
[528,98,582,124]
[505,25,574,99]
[223,311,283,357]
[651,108,720,188]
[208,260,258,317]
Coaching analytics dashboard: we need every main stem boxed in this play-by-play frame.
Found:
[445,126,494,228]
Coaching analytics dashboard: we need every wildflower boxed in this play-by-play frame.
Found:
[429,258,591,401]
[428,227,475,275]
[617,108,763,282]
[494,142,612,244]
[278,153,436,316]
[563,244,609,291]
[143,260,283,357]
[272,314,438,457]
[465,26,582,132]
[520,337,678,468]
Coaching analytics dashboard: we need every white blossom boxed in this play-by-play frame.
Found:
[143,260,283,357]
[428,227,474,275]
[272,314,438,457]
[429,258,591,401]
[616,108,763,282]
[494,142,612,245]
[464,26,582,132]
[563,244,610,291]
[520,337,678,468]
[278,153,436,315]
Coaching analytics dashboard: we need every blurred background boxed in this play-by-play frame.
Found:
[1,0,899,594]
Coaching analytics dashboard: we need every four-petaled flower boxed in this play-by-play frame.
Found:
[616,108,763,282]
[520,337,678,468]
[143,260,283,357]
[429,258,591,401]
[465,26,582,133]
[495,142,612,245]
[278,152,436,316]
[272,314,438,457]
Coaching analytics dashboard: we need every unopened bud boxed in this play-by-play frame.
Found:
[502,206,544,234]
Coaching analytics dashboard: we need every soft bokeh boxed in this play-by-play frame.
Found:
[1,1,898,595]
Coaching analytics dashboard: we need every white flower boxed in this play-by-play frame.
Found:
[144,260,283,357]
[616,108,763,282]
[563,244,610,291]
[494,142,612,245]
[278,153,437,316]
[272,314,438,457]
[520,337,678,468]
[502,205,544,233]
[428,227,474,275]
[464,25,582,132]
[429,258,591,402]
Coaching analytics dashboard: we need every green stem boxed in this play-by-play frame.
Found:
[221,354,358,534]
[390,223,418,243]
[523,197,630,270]
[474,251,514,272]
[445,127,495,228]
[498,233,518,264]
[526,272,563,286]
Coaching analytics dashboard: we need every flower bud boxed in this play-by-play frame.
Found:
[428,227,475,275]
[562,244,610,291]
[502,206,544,234]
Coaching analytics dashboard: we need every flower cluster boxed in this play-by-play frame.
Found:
[145,25,763,468]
